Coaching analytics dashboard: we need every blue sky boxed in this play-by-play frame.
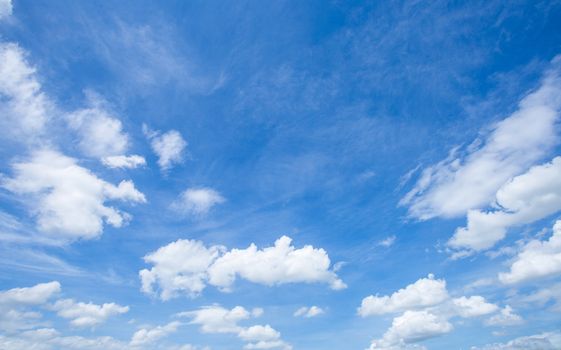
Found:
[1,0,561,349]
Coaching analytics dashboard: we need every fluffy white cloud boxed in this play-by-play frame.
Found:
[485,306,523,327]
[0,281,60,305]
[180,305,251,334]
[0,42,52,140]
[0,0,12,20]
[140,236,344,300]
[67,105,129,159]
[401,57,561,220]
[180,306,290,350]
[51,299,129,328]
[144,125,187,171]
[450,157,561,252]
[361,275,501,349]
[172,187,225,216]
[139,239,224,300]
[2,150,146,240]
[101,155,146,169]
[470,331,561,350]
[519,282,561,311]
[451,296,499,318]
[293,306,324,318]
[129,321,181,347]
[358,274,448,316]
[499,220,561,284]
[368,310,453,349]
[0,328,127,350]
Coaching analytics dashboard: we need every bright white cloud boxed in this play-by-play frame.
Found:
[144,125,187,171]
[401,57,561,220]
[378,236,396,248]
[140,235,345,300]
[67,105,129,159]
[294,306,324,318]
[129,321,181,347]
[450,157,561,252]
[0,42,52,140]
[0,281,60,306]
[470,331,561,350]
[0,328,127,350]
[499,220,561,284]
[485,306,523,327]
[101,155,146,169]
[172,187,225,216]
[51,299,129,328]
[139,239,224,300]
[358,274,448,316]
[368,310,453,349]
[180,305,291,350]
[451,296,499,318]
[2,150,146,240]
[0,0,12,19]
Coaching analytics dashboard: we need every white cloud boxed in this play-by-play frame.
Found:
[2,149,146,240]
[140,235,345,300]
[0,42,52,141]
[129,321,181,347]
[101,155,146,169]
[368,310,453,349]
[519,282,561,311]
[180,306,291,350]
[401,57,561,220]
[378,236,396,248]
[139,239,224,300]
[172,187,225,216]
[470,331,561,350]
[499,220,561,284]
[451,296,499,318]
[450,157,561,252]
[67,105,129,159]
[144,125,187,171]
[179,305,251,334]
[0,0,11,19]
[293,306,324,318]
[51,299,129,328]
[485,306,523,327]
[358,274,448,316]
[0,281,60,305]
[0,328,127,350]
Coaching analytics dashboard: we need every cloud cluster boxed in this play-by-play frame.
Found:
[360,275,510,349]
[2,150,146,241]
[140,236,345,300]
[498,220,561,284]
[470,331,561,350]
[180,305,291,350]
[50,299,129,328]
[293,306,324,318]
[401,57,561,221]
[144,125,187,171]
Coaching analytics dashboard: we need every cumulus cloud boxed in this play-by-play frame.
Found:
[2,149,146,240]
[360,275,501,349]
[172,187,225,216]
[179,305,291,350]
[450,157,561,252]
[144,125,187,171]
[0,281,60,306]
[140,235,345,300]
[129,321,181,347]
[401,57,561,220]
[358,274,448,316]
[499,220,561,284]
[102,155,146,169]
[470,331,561,350]
[485,306,523,327]
[294,306,324,318]
[0,42,52,141]
[67,105,129,159]
[368,310,453,349]
[50,299,129,328]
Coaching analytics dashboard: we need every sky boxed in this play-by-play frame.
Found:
[0,0,561,349]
